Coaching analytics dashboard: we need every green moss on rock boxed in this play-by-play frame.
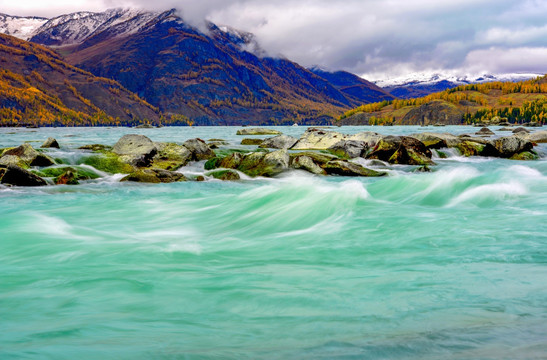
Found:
[83,152,134,174]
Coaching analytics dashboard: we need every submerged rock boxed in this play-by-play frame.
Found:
[78,144,113,152]
[55,169,79,185]
[509,151,539,161]
[475,127,495,136]
[41,166,100,182]
[41,137,60,149]
[241,138,264,145]
[0,165,47,186]
[512,127,530,134]
[121,169,186,183]
[207,169,241,181]
[259,135,298,149]
[236,128,282,135]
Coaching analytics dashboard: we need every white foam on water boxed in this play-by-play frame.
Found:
[25,213,97,241]
[505,165,543,179]
[129,228,203,254]
[447,181,528,207]
[416,166,480,197]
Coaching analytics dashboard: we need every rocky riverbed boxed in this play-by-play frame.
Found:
[1,127,546,187]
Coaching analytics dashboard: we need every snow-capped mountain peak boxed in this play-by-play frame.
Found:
[0,13,48,40]
[373,72,543,88]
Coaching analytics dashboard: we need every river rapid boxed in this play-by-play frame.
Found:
[1,126,546,359]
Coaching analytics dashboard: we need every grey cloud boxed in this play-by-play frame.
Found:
[2,0,546,79]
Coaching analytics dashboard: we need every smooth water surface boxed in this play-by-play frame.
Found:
[1,126,546,359]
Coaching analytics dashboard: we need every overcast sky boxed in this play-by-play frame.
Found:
[2,0,547,81]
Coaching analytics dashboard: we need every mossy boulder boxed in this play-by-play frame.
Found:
[241,138,263,145]
[207,169,241,181]
[510,151,539,161]
[55,170,79,185]
[1,143,55,167]
[289,152,338,166]
[237,152,267,176]
[113,134,157,167]
[475,127,495,136]
[83,152,135,174]
[367,136,434,165]
[204,157,222,170]
[121,169,187,183]
[327,140,367,159]
[259,135,298,149]
[292,128,347,150]
[0,165,47,186]
[183,138,215,160]
[454,141,488,157]
[152,142,192,170]
[291,155,326,175]
[41,166,100,181]
[323,160,386,177]
[492,136,533,158]
[41,137,60,149]
[79,144,113,152]
[221,153,244,169]
[0,155,28,168]
[236,128,282,135]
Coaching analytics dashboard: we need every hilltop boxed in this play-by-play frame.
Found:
[339,75,547,126]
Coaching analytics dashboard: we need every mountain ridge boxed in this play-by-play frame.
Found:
[0,33,164,126]
[0,9,399,125]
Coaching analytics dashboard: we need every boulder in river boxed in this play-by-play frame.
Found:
[241,138,264,145]
[512,127,530,134]
[113,134,157,167]
[207,169,241,181]
[121,169,187,183]
[518,130,547,143]
[475,127,495,136]
[259,135,298,149]
[1,143,55,167]
[328,140,367,159]
[323,160,386,177]
[0,165,47,186]
[236,128,282,135]
[41,137,60,149]
[367,136,434,165]
[183,138,215,161]
[492,136,533,158]
[152,142,192,170]
[292,128,347,150]
[291,155,326,175]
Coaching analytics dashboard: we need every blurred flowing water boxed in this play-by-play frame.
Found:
[1,126,546,359]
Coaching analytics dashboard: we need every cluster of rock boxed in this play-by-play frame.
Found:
[0,135,217,187]
[1,126,545,187]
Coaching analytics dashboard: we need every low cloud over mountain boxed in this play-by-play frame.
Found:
[4,0,547,80]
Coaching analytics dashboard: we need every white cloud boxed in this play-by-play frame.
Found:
[1,0,546,79]
[464,47,547,74]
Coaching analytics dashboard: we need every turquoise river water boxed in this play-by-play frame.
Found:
[1,126,546,359]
